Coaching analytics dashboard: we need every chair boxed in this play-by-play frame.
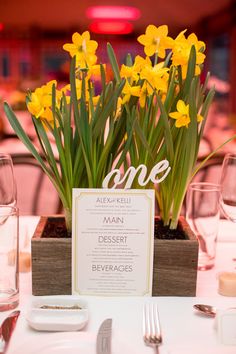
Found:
[11,153,62,215]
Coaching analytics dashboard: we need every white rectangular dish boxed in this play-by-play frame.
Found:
[26,296,89,331]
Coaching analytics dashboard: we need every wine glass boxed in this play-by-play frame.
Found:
[0,153,17,206]
[220,153,236,222]
[186,182,220,270]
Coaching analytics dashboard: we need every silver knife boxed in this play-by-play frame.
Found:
[0,310,20,354]
[96,318,112,354]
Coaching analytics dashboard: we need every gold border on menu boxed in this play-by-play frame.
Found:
[73,190,154,296]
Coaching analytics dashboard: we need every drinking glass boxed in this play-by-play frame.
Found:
[220,153,236,222]
[186,182,220,270]
[0,153,17,206]
[0,205,19,311]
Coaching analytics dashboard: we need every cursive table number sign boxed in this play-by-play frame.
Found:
[102,160,171,189]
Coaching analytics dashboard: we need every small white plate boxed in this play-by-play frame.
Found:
[26,296,89,331]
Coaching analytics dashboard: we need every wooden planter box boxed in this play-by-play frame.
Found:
[31,215,198,296]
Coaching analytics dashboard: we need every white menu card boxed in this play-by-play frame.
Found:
[72,189,154,296]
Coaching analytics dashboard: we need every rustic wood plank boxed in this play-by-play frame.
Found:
[31,216,198,296]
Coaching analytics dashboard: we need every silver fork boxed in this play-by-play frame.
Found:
[143,303,162,353]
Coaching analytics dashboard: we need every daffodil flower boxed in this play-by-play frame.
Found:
[27,80,65,121]
[137,24,173,58]
[122,81,141,104]
[140,63,169,93]
[120,64,139,82]
[41,107,54,126]
[120,56,152,82]
[27,80,57,118]
[87,64,106,79]
[172,31,206,78]
[139,82,152,108]
[197,113,204,122]
[62,78,90,102]
[27,92,45,118]
[63,31,98,69]
[169,100,191,128]
[134,55,152,71]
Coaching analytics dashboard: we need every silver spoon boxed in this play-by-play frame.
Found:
[193,304,217,317]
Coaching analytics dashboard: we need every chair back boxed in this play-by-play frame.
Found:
[11,153,62,215]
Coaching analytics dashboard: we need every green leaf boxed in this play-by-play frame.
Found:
[4,103,49,172]
[107,43,121,83]
[183,46,196,98]
[156,95,174,162]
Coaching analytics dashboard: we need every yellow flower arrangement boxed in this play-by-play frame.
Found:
[5,24,223,231]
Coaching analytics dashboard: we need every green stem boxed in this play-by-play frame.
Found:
[64,206,72,233]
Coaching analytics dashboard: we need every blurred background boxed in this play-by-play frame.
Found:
[0,0,235,214]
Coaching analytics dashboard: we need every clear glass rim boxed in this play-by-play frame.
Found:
[0,153,13,165]
[0,153,12,159]
[224,153,236,161]
[188,182,220,192]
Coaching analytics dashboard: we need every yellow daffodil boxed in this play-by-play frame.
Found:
[122,81,141,104]
[74,79,83,100]
[27,92,45,118]
[172,31,206,78]
[120,64,139,82]
[114,97,123,119]
[41,107,54,126]
[169,100,191,128]
[137,24,174,58]
[197,113,204,122]
[27,80,62,118]
[63,31,98,69]
[27,80,57,118]
[139,82,152,108]
[92,95,100,106]
[87,64,106,79]
[188,33,205,53]
[133,55,152,72]
[120,56,151,83]
[62,78,90,102]
[140,63,169,93]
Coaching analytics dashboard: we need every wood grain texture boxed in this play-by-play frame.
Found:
[31,216,198,296]
[32,216,71,295]
[152,216,198,296]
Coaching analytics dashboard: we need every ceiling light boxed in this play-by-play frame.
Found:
[89,21,134,35]
[86,6,141,21]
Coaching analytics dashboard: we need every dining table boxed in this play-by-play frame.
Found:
[1,216,236,354]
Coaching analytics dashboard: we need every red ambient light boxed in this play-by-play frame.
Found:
[0,23,4,31]
[86,6,141,21]
[89,21,134,35]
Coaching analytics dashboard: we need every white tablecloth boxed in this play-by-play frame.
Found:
[1,217,236,354]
